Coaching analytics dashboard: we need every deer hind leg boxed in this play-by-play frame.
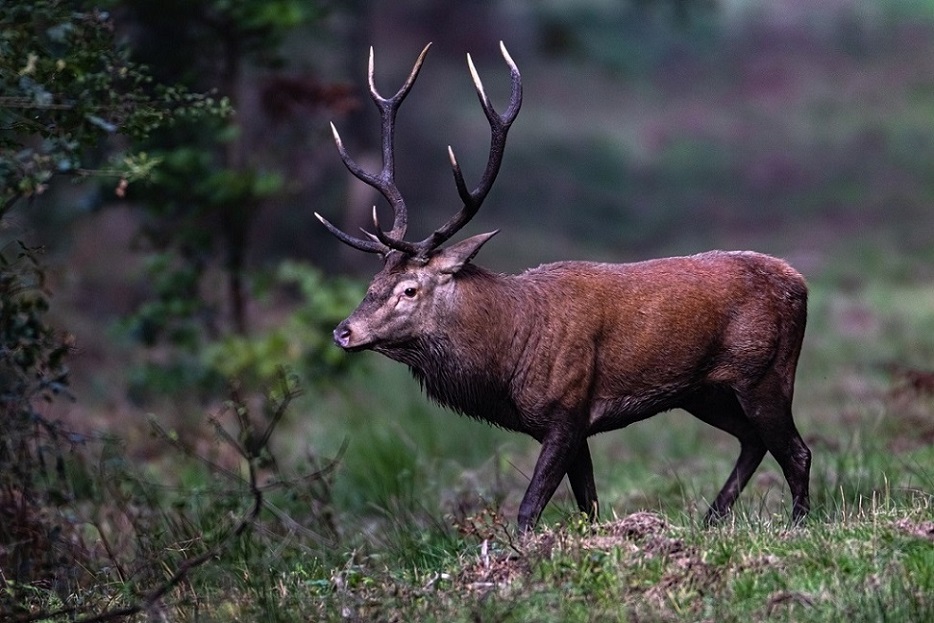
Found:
[684,388,767,525]
[566,440,599,521]
[734,374,812,524]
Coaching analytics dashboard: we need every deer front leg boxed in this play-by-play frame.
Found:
[517,431,582,531]
[567,440,599,521]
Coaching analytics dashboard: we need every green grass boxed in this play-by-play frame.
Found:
[237,496,934,622]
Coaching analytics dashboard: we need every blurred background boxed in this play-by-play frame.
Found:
[4,0,934,550]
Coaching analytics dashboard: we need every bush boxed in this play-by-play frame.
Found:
[0,242,79,588]
[203,261,364,389]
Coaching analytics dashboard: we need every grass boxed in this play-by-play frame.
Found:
[249,497,934,622]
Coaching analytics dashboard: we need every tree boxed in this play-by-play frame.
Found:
[116,0,322,342]
[0,0,226,217]
[109,1,369,400]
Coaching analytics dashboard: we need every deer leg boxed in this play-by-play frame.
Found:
[707,440,768,525]
[684,389,767,525]
[517,432,582,531]
[735,375,812,524]
[567,440,599,521]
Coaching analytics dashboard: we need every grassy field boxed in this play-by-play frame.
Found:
[16,238,928,622]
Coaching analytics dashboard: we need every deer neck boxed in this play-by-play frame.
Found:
[377,264,529,429]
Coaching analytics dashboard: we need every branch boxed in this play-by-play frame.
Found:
[8,449,263,623]
[6,374,330,623]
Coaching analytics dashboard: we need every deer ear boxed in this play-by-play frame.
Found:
[433,230,498,274]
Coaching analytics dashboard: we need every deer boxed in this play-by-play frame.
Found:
[315,42,811,531]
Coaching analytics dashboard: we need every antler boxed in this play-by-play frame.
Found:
[317,42,521,260]
[315,43,432,255]
[423,41,522,254]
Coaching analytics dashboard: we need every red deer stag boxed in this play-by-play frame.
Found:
[316,43,811,531]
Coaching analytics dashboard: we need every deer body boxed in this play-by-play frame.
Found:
[318,43,811,530]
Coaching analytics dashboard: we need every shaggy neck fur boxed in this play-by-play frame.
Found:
[377,264,531,431]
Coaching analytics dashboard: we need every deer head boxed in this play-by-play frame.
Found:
[315,43,521,352]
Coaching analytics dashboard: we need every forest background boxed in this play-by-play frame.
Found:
[2,0,933,620]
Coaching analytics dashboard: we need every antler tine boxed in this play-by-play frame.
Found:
[368,43,432,240]
[320,44,432,258]
[369,43,431,107]
[330,122,377,187]
[412,41,522,257]
[314,211,388,255]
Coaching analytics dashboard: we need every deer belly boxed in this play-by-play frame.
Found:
[587,390,683,434]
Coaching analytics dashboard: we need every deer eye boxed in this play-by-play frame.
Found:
[403,287,418,298]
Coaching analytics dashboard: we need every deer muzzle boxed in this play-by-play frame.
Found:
[333,319,372,352]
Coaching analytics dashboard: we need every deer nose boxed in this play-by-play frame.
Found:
[333,322,353,348]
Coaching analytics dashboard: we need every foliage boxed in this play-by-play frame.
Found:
[0,374,343,622]
[203,261,364,389]
[112,0,352,400]
[107,0,320,74]
[0,0,229,216]
[116,0,324,347]
[0,242,75,586]
[0,243,69,409]
[124,261,364,402]
[0,0,229,600]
